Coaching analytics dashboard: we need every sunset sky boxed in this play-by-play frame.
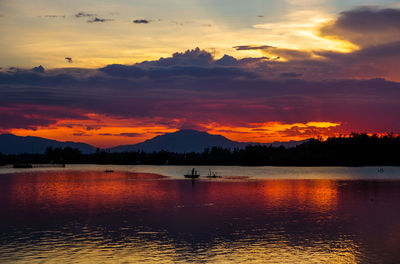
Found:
[1,0,400,147]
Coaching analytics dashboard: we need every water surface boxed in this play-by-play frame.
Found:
[1,166,400,263]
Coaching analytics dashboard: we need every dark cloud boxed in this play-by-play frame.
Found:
[32,65,45,73]
[0,71,76,86]
[97,133,142,137]
[265,48,312,61]
[65,57,73,63]
[73,132,90,136]
[134,47,213,67]
[0,110,55,130]
[41,15,66,19]
[99,65,146,78]
[133,19,151,24]
[100,64,258,79]
[234,41,400,80]
[215,55,268,66]
[99,48,262,79]
[75,12,96,18]
[233,45,315,66]
[319,7,400,47]
[235,45,312,61]
[86,126,101,131]
[118,133,142,137]
[280,72,303,78]
[87,17,114,23]
[1,48,400,134]
[0,105,88,130]
[234,45,274,51]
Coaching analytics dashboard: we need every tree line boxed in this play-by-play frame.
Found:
[1,133,399,166]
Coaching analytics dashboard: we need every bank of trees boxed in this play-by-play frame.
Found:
[1,133,399,166]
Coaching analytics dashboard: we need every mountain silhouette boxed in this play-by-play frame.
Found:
[0,130,308,154]
[0,134,97,154]
[109,129,307,153]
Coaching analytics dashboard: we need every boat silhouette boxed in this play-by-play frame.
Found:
[184,168,200,179]
[206,169,221,178]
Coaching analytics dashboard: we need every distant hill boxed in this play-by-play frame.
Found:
[0,134,97,154]
[110,129,308,153]
[0,130,309,155]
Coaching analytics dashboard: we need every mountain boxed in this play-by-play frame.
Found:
[0,130,309,155]
[110,129,308,153]
[0,134,97,155]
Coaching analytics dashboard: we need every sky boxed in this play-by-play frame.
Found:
[1,0,400,147]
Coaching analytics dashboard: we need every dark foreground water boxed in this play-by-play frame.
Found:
[1,169,400,263]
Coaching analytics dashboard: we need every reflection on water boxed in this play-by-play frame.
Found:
[1,170,400,263]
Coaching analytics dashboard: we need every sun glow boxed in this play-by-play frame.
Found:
[8,115,342,148]
[205,121,342,143]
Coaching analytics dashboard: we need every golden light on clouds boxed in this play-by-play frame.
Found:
[253,14,358,56]
[205,121,341,142]
[0,0,362,68]
[8,111,342,147]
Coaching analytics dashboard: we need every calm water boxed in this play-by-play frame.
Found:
[1,165,400,263]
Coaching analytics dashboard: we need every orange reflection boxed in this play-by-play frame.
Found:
[260,180,338,212]
[10,171,179,212]
[9,171,339,214]
[7,171,397,263]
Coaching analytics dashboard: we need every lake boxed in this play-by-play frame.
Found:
[1,165,400,263]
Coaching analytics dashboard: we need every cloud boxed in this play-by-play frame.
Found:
[140,47,214,66]
[41,15,66,19]
[234,45,274,51]
[87,17,114,23]
[73,132,90,136]
[319,7,400,48]
[100,48,260,79]
[86,126,101,131]
[0,105,88,130]
[118,133,142,137]
[279,125,342,138]
[280,72,302,78]
[97,133,142,137]
[2,6,400,139]
[98,133,112,136]
[0,109,55,130]
[1,47,400,136]
[75,12,96,18]
[32,65,45,73]
[133,19,151,24]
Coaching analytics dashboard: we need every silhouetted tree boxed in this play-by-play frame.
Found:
[4,133,400,166]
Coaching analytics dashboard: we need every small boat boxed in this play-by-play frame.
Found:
[184,174,200,179]
[206,169,221,178]
[104,170,114,173]
[184,168,200,179]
